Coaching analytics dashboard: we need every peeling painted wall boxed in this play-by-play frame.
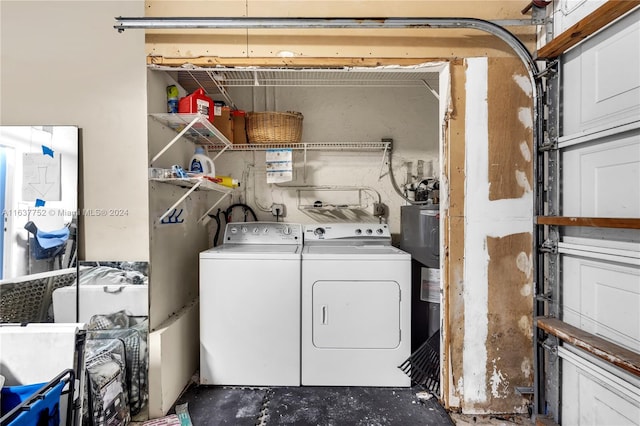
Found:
[459,57,534,414]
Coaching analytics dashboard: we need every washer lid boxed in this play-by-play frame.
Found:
[303,244,410,260]
[200,244,302,260]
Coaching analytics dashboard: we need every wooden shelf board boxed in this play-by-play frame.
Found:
[537,317,640,377]
[536,216,640,229]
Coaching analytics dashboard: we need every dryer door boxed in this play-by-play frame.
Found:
[312,280,400,349]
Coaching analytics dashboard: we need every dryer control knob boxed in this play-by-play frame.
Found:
[366,229,373,235]
[376,228,384,235]
[230,227,238,234]
[283,226,292,235]
[355,229,362,235]
[241,226,248,233]
[314,227,325,236]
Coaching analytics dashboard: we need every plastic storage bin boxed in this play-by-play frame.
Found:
[1,369,75,426]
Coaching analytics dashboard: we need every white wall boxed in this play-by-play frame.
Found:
[208,83,440,237]
[0,0,149,262]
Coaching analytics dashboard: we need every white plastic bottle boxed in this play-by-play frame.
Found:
[189,147,215,177]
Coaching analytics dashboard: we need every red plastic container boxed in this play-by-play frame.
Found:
[178,88,214,123]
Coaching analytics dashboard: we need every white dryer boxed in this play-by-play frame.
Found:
[199,222,303,386]
[301,223,411,387]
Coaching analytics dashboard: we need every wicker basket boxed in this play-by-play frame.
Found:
[246,111,303,144]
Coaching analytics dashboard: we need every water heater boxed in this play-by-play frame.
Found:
[399,204,439,268]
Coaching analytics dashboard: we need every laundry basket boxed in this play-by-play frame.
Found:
[0,369,75,426]
[246,111,303,143]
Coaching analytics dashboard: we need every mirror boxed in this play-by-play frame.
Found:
[73,261,149,422]
[0,125,78,323]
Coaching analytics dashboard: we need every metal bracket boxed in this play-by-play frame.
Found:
[540,338,558,355]
[531,5,547,25]
[378,138,393,181]
[539,238,558,254]
[516,386,535,396]
[539,139,558,152]
[535,292,553,303]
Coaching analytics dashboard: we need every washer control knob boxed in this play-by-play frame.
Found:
[263,227,269,234]
[252,227,259,234]
[366,228,373,235]
[355,229,362,235]
[314,227,325,236]
[376,228,384,235]
[230,227,238,234]
[283,226,292,235]
[241,226,248,233]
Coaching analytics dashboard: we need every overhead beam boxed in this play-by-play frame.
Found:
[147,56,447,68]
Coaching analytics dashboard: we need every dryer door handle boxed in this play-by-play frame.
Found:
[321,305,328,325]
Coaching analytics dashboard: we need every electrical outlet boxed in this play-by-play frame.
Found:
[271,203,285,217]
[373,202,386,217]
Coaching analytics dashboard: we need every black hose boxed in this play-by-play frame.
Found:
[209,203,260,246]
[223,203,258,223]
[209,208,222,246]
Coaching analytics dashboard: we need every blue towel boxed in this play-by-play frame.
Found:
[1,381,64,426]
[36,227,70,249]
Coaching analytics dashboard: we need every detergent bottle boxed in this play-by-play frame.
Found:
[189,147,215,177]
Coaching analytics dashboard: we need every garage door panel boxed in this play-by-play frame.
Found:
[562,9,640,136]
[560,346,640,426]
[561,130,640,217]
[562,255,640,353]
[544,4,640,423]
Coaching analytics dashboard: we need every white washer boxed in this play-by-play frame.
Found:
[302,223,411,387]
[199,222,303,386]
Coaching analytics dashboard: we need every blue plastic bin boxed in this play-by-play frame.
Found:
[0,369,74,426]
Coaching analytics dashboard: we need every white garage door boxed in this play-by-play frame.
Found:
[554,6,640,425]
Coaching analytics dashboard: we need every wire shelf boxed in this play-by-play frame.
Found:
[206,141,391,152]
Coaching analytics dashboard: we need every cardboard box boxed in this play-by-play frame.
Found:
[232,110,247,144]
[213,105,233,142]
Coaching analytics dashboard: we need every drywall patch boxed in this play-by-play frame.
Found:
[521,357,533,379]
[515,170,532,193]
[485,233,533,413]
[519,141,531,162]
[513,74,533,97]
[487,57,533,201]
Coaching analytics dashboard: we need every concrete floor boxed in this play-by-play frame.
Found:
[171,385,455,425]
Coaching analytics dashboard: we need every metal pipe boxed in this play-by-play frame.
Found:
[115,16,530,30]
